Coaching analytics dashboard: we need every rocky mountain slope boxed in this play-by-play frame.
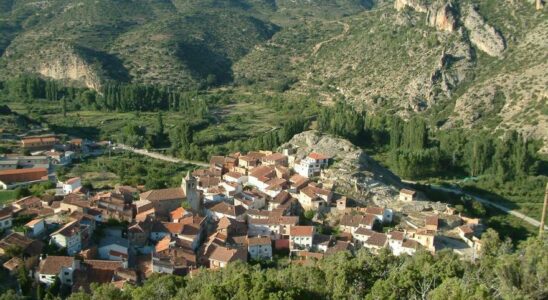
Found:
[279,130,400,203]
[236,0,547,146]
[0,0,546,146]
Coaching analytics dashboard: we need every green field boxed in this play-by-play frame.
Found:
[0,190,17,204]
[61,151,195,190]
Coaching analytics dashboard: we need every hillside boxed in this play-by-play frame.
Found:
[0,0,546,146]
[235,0,547,146]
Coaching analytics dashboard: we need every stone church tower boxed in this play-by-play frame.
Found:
[182,171,201,214]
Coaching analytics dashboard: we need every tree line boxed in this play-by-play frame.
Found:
[315,103,541,182]
[0,75,209,116]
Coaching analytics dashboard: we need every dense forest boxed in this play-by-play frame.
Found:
[1,231,545,300]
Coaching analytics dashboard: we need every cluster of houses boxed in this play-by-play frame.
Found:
[0,135,107,190]
[0,149,486,291]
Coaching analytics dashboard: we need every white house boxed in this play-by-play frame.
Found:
[399,189,416,202]
[362,232,388,253]
[25,218,46,237]
[223,172,248,185]
[248,218,275,237]
[298,184,333,211]
[58,177,82,196]
[0,207,13,230]
[207,202,247,221]
[294,152,330,178]
[401,240,419,255]
[353,227,375,246]
[233,190,266,210]
[37,256,79,286]
[387,231,405,255]
[289,226,314,251]
[50,221,82,256]
[247,236,272,260]
[365,207,394,223]
[98,237,129,261]
[247,166,276,191]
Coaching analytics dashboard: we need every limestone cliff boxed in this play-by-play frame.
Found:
[38,46,103,91]
[395,0,456,32]
[463,5,506,57]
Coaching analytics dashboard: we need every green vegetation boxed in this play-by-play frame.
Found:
[0,191,17,205]
[60,152,194,189]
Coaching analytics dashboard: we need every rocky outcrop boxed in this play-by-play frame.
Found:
[394,0,428,13]
[427,2,457,32]
[279,131,401,203]
[38,47,102,91]
[463,6,506,57]
[395,0,456,32]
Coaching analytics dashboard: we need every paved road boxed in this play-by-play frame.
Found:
[431,185,547,230]
[114,144,209,167]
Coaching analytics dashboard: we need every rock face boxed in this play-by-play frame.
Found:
[394,0,428,13]
[395,0,456,32]
[427,2,457,32]
[279,130,401,203]
[38,47,102,91]
[463,6,506,57]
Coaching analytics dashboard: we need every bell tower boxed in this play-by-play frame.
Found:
[182,171,201,213]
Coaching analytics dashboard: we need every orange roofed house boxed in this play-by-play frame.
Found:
[0,167,49,189]
[294,152,330,178]
[21,136,59,150]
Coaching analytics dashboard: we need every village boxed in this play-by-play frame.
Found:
[0,134,488,293]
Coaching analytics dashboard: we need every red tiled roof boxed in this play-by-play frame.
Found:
[39,256,74,275]
[365,233,387,247]
[388,231,405,241]
[65,177,81,184]
[51,220,80,237]
[209,246,247,263]
[402,239,419,249]
[210,202,246,217]
[0,207,12,219]
[290,226,314,236]
[425,216,439,227]
[365,207,384,216]
[0,168,48,183]
[224,172,242,179]
[170,207,188,220]
[400,189,416,196]
[263,153,286,161]
[308,152,330,160]
[340,214,377,227]
[354,227,375,236]
[247,236,271,246]
[249,166,275,179]
[25,218,43,227]
[140,188,185,202]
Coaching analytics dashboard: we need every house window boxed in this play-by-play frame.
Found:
[64,272,69,275]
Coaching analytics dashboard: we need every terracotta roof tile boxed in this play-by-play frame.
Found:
[365,233,387,247]
[247,236,271,246]
[290,226,314,236]
[39,256,74,275]
[140,188,185,202]
[308,152,330,160]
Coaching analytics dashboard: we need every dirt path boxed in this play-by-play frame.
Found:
[431,185,547,230]
[114,143,209,167]
[312,21,350,56]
